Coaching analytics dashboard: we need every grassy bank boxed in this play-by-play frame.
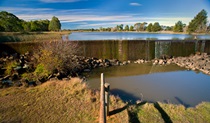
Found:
[0,78,210,123]
[130,102,210,123]
[0,78,128,123]
[0,31,71,42]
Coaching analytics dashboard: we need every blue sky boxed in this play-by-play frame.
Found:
[0,0,210,29]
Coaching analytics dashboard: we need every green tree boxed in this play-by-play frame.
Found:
[48,16,61,31]
[152,22,161,32]
[173,21,184,32]
[0,11,23,32]
[30,21,42,31]
[22,21,31,32]
[146,23,153,32]
[165,26,173,31]
[116,24,123,31]
[124,25,129,31]
[38,20,50,31]
[187,9,208,33]
[129,25,134,31]
[207,24,210,33]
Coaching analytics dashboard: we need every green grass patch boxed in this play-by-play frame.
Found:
[132,102,210,123]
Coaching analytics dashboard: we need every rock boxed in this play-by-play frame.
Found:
[116,61,121,66]
[28,81,37,87]
[104,62,110,67]
[136,100,142,104]
[159,59,164,65]
[62,78,70,81]
[13,81,22,87]
[98,59,103,63]
[153,59,159,65]
[21,79,29,87]
[83,69,91,72]
[166,59,172,64]
[122,61,128,65]
[50,77,58,81]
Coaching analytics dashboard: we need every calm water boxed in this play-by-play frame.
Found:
[69,32,210,40]
[86,63,210,107]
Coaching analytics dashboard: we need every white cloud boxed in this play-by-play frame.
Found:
[130,3,142,6]
[40,0,82,3]
[0,7,53,12]
[0,7,194,28]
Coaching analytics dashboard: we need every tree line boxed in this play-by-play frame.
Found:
[0,9,210,33]
[0,11,61,32]
[99,9,210,33]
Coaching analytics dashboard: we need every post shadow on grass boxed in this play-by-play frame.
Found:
[174,96,190,108]
[109,103,129,116]
[110,88,143,123]
[154,102,173,123]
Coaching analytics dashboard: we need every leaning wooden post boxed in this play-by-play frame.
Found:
[105,83,110,117]
[99,73,106,123]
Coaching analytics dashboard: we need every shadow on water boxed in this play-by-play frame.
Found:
[0,43,17,56]
[154,102,173,123]
[174,96,190,108]
[110,88,141,104]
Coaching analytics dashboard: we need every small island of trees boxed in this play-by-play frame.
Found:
[96,9,210,34]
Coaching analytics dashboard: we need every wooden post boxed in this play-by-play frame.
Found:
[105,83,110,117]
[99,73,106,123]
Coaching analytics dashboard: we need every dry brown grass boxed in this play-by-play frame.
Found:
[0,31,71,42]
[0,78,128,123]
[1,78,210,123]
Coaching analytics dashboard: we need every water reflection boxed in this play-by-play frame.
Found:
[86,64,210,107]
[69,32,210,40]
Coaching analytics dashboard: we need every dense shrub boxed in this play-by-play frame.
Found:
[4,60,18,75]
[33,41,78,80]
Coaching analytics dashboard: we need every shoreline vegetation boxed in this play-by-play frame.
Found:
[70,30,210,35]
[0,78,210,122]
[0,31,71,42]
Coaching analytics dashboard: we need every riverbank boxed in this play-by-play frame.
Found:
[0,78,128,123]
[1,49,210,88]
[0,50,131,88]
[0,78,210,123]
[71,30,210,35]
[0,31,71,42]
[149,52,210,75]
